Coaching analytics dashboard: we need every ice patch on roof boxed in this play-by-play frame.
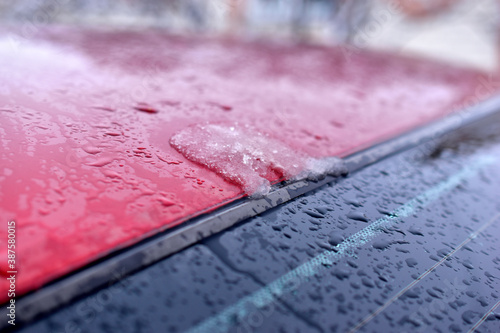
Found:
[170,123,346,196]
[299,157,348,181]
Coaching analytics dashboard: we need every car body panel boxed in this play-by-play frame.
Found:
[19,111,500,333]
[0,27,493,299]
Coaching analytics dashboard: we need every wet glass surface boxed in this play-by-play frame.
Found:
[19,114,500,333]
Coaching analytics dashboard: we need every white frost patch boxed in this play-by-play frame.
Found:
[298,157,348,182]
[170,123,346,196]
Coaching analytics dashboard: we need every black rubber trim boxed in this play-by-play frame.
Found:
[7,94,500,329]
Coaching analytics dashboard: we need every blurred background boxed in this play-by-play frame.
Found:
[1,0,500,71]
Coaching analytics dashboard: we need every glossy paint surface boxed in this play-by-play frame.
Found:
[20,111,500,333]
[0,27,491,298]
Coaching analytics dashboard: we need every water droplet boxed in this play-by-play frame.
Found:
[158,197,176,207]
[92,105,115,112]
[405,258,418,267]
[87,157,114,167]
[304,210,324,219]
[373,239,391,250]
[82,146,101,155]
[462,310,479,324]
[408,226,424,236]
[462,261,474,270]
[332,268,350,280]
[134,103,158,114]
[328,232,345,246]
[347,211,368,222]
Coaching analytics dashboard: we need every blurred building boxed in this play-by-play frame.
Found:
[1,0,499,70]
[0,0,372,42]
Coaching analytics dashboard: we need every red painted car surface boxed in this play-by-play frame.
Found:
[0,27,491,300]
